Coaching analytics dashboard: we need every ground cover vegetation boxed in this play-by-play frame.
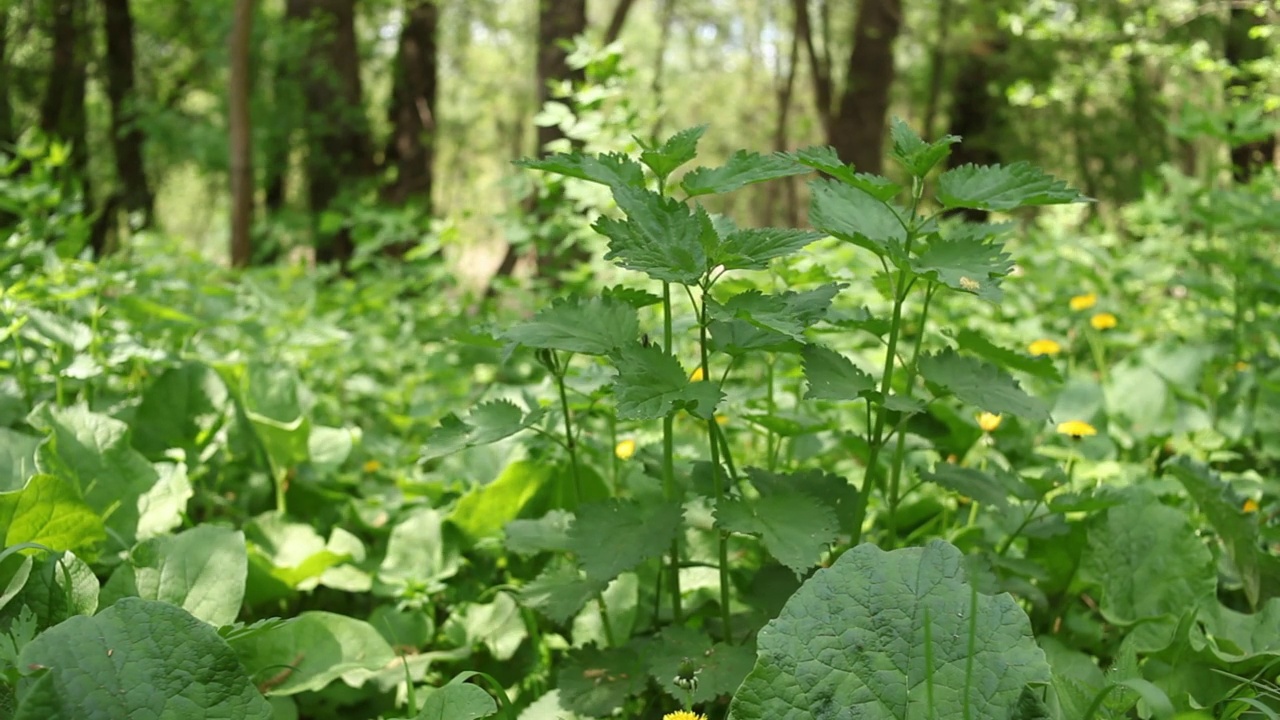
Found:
[1,0,1279,718]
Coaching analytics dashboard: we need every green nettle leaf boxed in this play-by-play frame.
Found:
[745,467,860,536]
[680,150,810,197]
[1008,686,1055,720]
[16,598,272,719]
[911,235,1014,303]
[789,146,903,200]
[708,319,799,356]
[421,400,545,461]
[954,329,1062,383]
[100,526,248,627]
[643,626,757,703]
[518,564,606,624]
[505,509,575,556]
[801,345,876,401]
[229,612,396,696]
[710,285,841,341]
[415,681,497,720]
[918,349,1049,422]
[0,429,41,492]
[639,125,707,182]
[937,161,1089,211]
[711,227,826,271]
[503,296,639,355]
[558,645,649,717]
[602,285,662,309]
[715,491,838,576]
[888,118,960,177]
[516,151,645,189]
[728,541,1050,720]
[568,497,683,583]
[0,473,104,552]
[1165,457,1280,609]
[596,186,709,284]
[611,343,722,420]
[808,179,908,259]
[1080,492,1216,626]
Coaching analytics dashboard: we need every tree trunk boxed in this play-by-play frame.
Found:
[830,0,902,175]
[604,0,637,45]
[0,11,12,148]
[229,0,255,267]
[297,0,374,268]
[1225,5,1276,182]
[102,0,154,228]
[945,33,1008,222]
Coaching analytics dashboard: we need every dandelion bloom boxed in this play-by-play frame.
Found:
[1236,361,1250,372]
[689,366,705,382]
[663,713,707,720]
[977,412,1003,432]
[1056,420,1097,439]
[615,439,637,460]
[362,459,382,473]
[1069,292,1098,311]
[1090,312,1117,330]
[1028,339,1062,356]
[1244,498,1260,513]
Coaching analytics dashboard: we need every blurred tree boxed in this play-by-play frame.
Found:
[1225,4,1276,182]
[0,10,12,149]
[944,2,1010,223]
[102,0,154,229]
[229,0,254,267]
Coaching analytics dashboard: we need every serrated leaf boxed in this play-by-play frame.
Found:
[602,285,662,309]
[922,464,1032,510]
[421,400,543,460]
[568,497,683,582]
[597,186,710,283]
[643,626,757,703]
[516,151,645,188]
[808,178,908,260]
[937,162,1089,211]
[611,343,722,420]
[505,510,574,556]
[709,286,838,341]
[912,235,1014,303]
[745,467,860,537]
[558,645,648,717]
[416,681,497,720]
[503,296,639,355]
[638,125,706,181]
[789,146,903,200]
[801,345,876,401]
[918,349,1048,422]
[728,540,1050,720]
[889,118,960,177]
[708,319,799,356]
[716,491,837,576]
[681,150,810,197]
[518,564,605,624]
[954,329,1062,383]
[712,227,825,271]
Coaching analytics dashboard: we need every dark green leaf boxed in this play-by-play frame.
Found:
[937,162,1089,211]
[503,296,639,355]
[643,626,757,703]
[745,467,860,537]
[421,400,544,461]
[801,345,876,401]
[516,151,645,188]
[415,681,497,720]
[912,235,1014,304]
[709,286,837,341]
[889,118,960,177]
[611,343,722,420]
[518,564,605,624]
[716,491,838,576]
[808,179,907,260]
[922,464,1034,510]
[638,125,706,181]
[568,497,683,583]
[918,349,1049,422]
[504,510,574,556]
[712,227,825,271]
[789,146,903,200]
[597,186,710,283]
[681,150,810,197]
[954,329,1062,383]
[708,319,799,356]
[602,285,662,309]
[558,645,648,716]
[100,526,247,627]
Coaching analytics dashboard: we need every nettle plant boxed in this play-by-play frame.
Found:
[426,122,1087,718]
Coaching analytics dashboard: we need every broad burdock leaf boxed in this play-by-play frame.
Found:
[681,150,811,197]
[503,295,639,355]
[1165,456,1280,609]
[505,509,575,555]
[416,681,497,720]
[911,234,1014,304]
[101,526,248,627]
[238,363,312,472]
[728,541,1050,720]
[377,507,461,593]
[568,497,684,583]
[808,179,908,260]
[638,125,707,182]
[643,626,757,703]
[801,345,876,401]
[596,186,710,284]
[1080,491,1215,626]
[16,598,272,719]
[420,400,544,460]
[516,151,645,188]
[709,284,842,341]
[712,227,826,271]
[0,551,98,632]
[0,429,40,492]
[611,343,722,420]
[889,118,960,177]
[954,329,1062,383]
[937,161,1089,211]
[789,146,904,200]
[1188,598,1280,665]
[558,645,648,716]
[918,348,1049,422]
[715,491,838,576]
[0,473,104,551]
[518,564,606,624]
[228,612,395,695]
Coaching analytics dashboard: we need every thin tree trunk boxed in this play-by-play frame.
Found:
[792,0,834,140]
[1225,5,1276,182]
[604,0,637,45]
[945,32,1008,222]
[102,0,154,228]
[229,0,255,267]
[921,0,953,141]
[830,0,902,174]
[766,1,802,228]
[0,11,12,148]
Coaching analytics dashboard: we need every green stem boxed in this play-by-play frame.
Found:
[885,283,937,548]
[554,366,584,507]
[8,326,33,406]
[996,500,1042,557]
[699,286,733,643]
[765,355,778,471]
[661,281,682,623]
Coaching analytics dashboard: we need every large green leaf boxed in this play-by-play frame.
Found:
[596,186,710,284]
[131,362,231,461]
[911,235,1014,304]
[100,526,247,627]
[808,179,907,260]
[516,151,645,188]
[728,541,1049,720]
[421,400,544,461]
[801,344,876,401]
[1080,492,1216,626]
[243,513,366,604]
[888,118,960,177]
[238,364,311,473]
[0,473,103,552]
[450,460,553,543]
[681,150,810,197]
[639,125,706,182]
[415,680,497,720]
[0,429,41,492]
[715,491,837,576]
[711,228,825,271]
[611,343,722,420]
[568,497,683,583]
[16,597,272,719]
[918,349,1049,422]
[937,162,1089,211]
[502,296,639,355]
[228,612,395,695]
[1189,599,1280,666]
[376,507,461,595]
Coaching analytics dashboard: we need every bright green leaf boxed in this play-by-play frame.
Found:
[421,400,544,461]
[888,118,959,177]
[516,151,645,188]
[0,473,103,552]
[611,343,722,420]
[229,612,395,695]
[377,507,461,594]
[0,551,98,632]
[450,460,553,543]
[597,186,709,284]
[789,146,903,200]
[518,564,606,624]
[937,162,1089,211]
[681,150,810,197]
[801,345,876,401]
[918,349,1049,422]
[0,430,41,492]
[503,296,639,355]
[638,125,706,182]
[808,179,907,259]
[100,526,247,627]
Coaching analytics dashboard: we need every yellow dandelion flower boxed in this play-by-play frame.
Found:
[362,459,382,473]
[1028,339,1062,356]
[1090,312,1117,331]
[1069,292,1098,311]
[689,366,705,382]
[663,713,707,720]
[615,439,637,460]
[1236,361,1249,372]
[977,412,1003,432]
[714,414,729,425]
[1244,498,1260,513]
[1056,420,1097,439]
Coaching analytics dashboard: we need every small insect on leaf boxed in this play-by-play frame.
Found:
[959,276,981,291]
